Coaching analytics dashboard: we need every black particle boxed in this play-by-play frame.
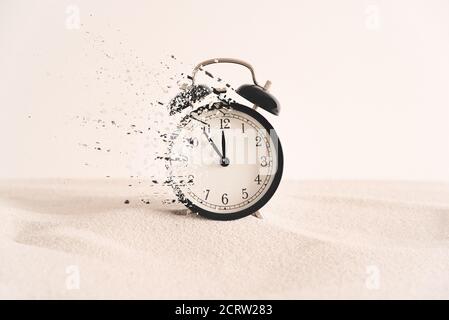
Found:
[167,85,211,115]
[124,200,130,204]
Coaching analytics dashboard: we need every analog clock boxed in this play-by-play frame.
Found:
[168,102,283,220]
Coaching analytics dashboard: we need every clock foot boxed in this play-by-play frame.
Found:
[252,211,264,219]
[173,209,191,216]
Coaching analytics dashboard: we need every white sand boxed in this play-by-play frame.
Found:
[0,179,448,299]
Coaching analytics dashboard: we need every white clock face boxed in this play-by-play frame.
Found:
[168,103,281,217]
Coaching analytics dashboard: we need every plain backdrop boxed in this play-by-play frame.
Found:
[1,0,448,180]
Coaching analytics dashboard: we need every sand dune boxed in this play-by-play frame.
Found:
[0,179,448,299]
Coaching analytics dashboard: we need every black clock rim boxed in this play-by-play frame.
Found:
[182,102,284,221]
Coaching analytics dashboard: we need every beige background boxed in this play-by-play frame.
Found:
[1,0,448,180]
[1,1,449,300]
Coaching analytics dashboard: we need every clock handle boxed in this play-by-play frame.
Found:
[191,58,260,87]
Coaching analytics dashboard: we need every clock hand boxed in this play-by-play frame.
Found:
[220,131,229,167]
[190,115,209,127]
[202,127,223,160]
[221,130,226,159]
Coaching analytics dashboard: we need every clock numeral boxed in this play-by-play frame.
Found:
[260,156,268,167]
[221,193,229,205]
[187,137,199,147]
[201,126,210,134]
[187,175,194,186]
[241,188,249,199]
[204,189,210,200]
[241,123,245,133]
[255,136,262,147]
[220,118,230,129]
[254,174,261,185]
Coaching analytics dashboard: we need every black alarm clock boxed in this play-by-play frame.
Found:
[167,58,283,220]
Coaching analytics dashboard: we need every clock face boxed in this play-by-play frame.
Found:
[168,102,283,220]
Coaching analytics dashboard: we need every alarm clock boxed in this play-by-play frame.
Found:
[167,58,283,220]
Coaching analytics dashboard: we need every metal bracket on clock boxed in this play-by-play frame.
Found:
[252,211,264,219]
[181,209,264,220]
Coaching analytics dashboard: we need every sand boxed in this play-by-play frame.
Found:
[0,179,448,299]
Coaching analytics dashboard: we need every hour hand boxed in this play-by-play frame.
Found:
[202,127,223,159]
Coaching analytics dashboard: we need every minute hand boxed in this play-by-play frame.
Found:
[221,130,226,159]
